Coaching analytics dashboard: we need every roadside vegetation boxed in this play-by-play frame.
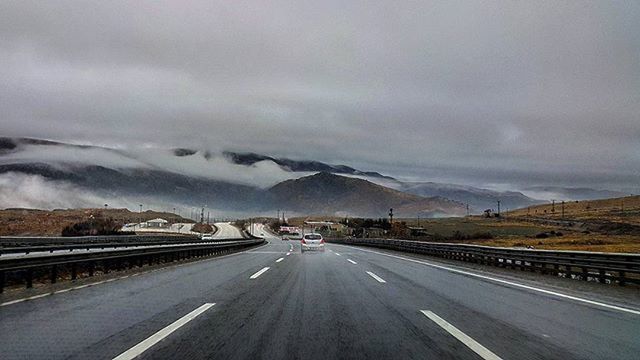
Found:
[191,222,214,233]
[286,196,640,253]
[0,208,192,236]
[61,218,126,236]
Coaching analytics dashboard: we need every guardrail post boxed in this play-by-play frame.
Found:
[88,262,94,277]
[50,265,57,284]
[71,264,77,281]
[0,271,4,293]
[619,271,626,286]
[26,269,33,288]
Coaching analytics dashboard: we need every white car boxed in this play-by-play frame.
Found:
[301,233,325,252]
[283,232,302,241]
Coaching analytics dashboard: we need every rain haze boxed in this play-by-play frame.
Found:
[3,4,640,360]
[1,1,639,191]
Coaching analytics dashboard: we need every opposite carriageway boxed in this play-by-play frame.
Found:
[0,231,263,293]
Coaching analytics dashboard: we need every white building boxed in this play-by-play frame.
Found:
[145,218,169,228]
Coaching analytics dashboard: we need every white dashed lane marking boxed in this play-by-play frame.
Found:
[366,271,386,283]
[250,267,270,279]
[420,310,502,360]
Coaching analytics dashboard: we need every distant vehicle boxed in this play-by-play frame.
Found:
[200,234,214,241]
[260,232,265,237]
[301,233,324,252]
[283,232,302,241]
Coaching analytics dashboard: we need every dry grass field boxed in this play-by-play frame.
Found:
[287,200,640,253]
[0,208,191,236]
[505,195,640,225]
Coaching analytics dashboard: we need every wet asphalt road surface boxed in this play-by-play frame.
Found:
[1,225,639,359]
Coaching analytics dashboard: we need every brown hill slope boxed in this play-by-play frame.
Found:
[506,195,640,225]
[267,172,466,217]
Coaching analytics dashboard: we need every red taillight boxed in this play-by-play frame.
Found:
[320,238,325,244]
[301,238,306,244]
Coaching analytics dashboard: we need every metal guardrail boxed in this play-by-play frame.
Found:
[0,234,199,247]
[328,238,640,286]
[0,237,264,292]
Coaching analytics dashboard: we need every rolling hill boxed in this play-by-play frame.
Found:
[267,172,467,217]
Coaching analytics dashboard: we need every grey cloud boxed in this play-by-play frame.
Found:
[1,1,639,190]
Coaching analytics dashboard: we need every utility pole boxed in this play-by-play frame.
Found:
[277,209,280,223]
[389,208,394,225]
[551,200,555,214]
[496,200,501,217]
[207,211,210,224]
[561,201,565,219]
[200,207,204,223]
[466,204,470,217]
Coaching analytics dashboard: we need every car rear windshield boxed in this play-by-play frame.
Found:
[304,234,322,240]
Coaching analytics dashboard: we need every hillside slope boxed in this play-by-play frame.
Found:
[267,172,466,217]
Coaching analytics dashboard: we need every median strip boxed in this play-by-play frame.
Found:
[250,267,270,279]
[366,271,386,283]
[112,303,216,360]
[420,310,502,360]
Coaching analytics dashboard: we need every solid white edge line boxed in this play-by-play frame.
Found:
[347,259,358,265]
[112,303,215,360]
[420,310,502,360]
[336,244,640,316]
[250,267,271,279]
[366,271,386,283]
[276,257,284,263]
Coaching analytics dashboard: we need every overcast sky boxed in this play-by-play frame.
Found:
[1,1,639,190]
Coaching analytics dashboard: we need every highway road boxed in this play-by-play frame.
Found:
[0,223,244,260]
[0,224,638,359]
[212,222,244,239]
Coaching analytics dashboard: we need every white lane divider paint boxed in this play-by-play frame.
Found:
[250,267,271,279]
[286,252,291,256]
[366,271,386,283]
[420,310,502,360]
[347,259,358,265]
[337,245,640,316]
[334,252,342,256]
[0,244,273,308]
[113,303,216,360]
[276,258,284,263]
